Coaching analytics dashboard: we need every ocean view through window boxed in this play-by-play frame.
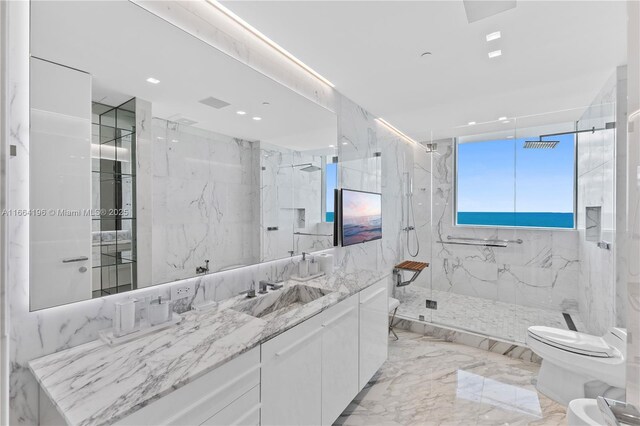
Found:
[456,133,575,228]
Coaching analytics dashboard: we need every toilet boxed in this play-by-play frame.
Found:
[526,326,626,406]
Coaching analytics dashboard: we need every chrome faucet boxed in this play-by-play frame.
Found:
[259,280,283,293]
[196,260,209,274]
[239,282,256,298]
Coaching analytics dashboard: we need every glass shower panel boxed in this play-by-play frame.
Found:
[392,139,433,326]
[511,110,583,343]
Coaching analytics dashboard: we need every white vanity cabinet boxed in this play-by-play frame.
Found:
[116,347,260,426]
[358,279,389,390]
[261,291,370,426]
[261,308,324,426]
[321,293,359,425]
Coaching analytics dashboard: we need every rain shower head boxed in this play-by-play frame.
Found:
[290,163,321,172]
[523,140,559,149]
[300,165,321,172]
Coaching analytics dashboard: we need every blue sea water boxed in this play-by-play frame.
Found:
[457,212,574,228]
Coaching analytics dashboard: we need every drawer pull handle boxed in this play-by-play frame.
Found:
[232,402,261,425]
[275,327,322,357]
[165,364,260,425]
[360,288,386,304]
[322,306,355,328]
[62,256,88,263]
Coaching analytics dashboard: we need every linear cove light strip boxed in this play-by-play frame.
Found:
[206,0,335,88]
[376,118,418,145]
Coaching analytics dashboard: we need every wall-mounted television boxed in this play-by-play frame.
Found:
[339,189,382,247]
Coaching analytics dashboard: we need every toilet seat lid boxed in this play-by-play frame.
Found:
[527,326,616,358]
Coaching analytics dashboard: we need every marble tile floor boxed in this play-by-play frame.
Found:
[394,286,586,344]
[335,329,566,426]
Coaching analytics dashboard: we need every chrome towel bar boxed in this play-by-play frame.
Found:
[438,240,507,248]
[447,235,523,244]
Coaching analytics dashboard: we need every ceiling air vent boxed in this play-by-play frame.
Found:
[199,96,231,109]
[463,0,516,23]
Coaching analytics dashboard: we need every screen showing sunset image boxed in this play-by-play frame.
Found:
[341,189,382,246]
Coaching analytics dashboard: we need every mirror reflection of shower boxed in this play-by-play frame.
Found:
[293,163,321,172]
[403,172,420,257]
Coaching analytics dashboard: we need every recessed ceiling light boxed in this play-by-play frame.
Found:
[486,31,501,42]
[498,116,507,121]
[156,136,165,140]
[236,111,247,115]
[171,139,179,143]
[252,116,262,121]
[342,142,348,145]
[468,121,476,125]
[146,77,160,84]
[488,50,502,59]
[329,145,335,148]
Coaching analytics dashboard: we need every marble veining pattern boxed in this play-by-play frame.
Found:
[395,286,584,344]
[576,70,622,335]
[28,270,389,426]
[336,329,565,425]
[424,138,582,324]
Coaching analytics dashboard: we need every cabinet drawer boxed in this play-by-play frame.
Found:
[359,279,388,390]
[261,311,324,426]
[117,347,260,426]
[200,385,260,426]
[320,294,359,426]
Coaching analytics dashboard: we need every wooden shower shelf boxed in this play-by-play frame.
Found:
[394,260,429,272]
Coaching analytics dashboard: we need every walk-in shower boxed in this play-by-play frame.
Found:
[394,77,624,345]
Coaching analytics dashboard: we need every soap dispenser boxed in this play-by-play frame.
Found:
[114,298,136,336]
[298,252,309,278]
[309,255,319,275]
[149,296,171,326]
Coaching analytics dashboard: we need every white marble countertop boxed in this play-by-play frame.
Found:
[29,269,390,426]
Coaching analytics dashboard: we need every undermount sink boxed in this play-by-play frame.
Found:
[231,284,332,320]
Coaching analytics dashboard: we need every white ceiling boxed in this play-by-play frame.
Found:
[222,1,627,141]
[30,1,336,151]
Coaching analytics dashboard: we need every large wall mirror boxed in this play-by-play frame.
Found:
[29,1,338,310]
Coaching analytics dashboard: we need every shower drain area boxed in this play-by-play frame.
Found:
[394,285,585,344]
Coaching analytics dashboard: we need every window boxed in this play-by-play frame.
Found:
[324,159,338,222]
[455,133,575,228]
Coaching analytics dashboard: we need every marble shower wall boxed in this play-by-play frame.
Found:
[152,118,261,281]
[427,139,581,314]
[4,1,410,424]
[334,96,416,276]
[575,71,622,335]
